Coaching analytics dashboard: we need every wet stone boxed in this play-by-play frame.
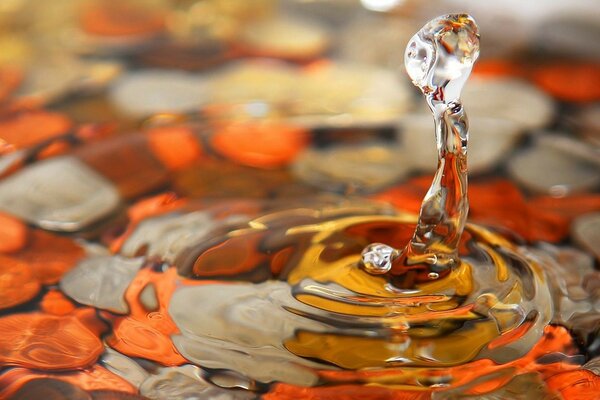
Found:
[139,364,254,400]
[109,70,208,117]
[169,281,330,386]
[572,212,600,261]
[100,348,149,389]
[462,78,554,130]
[8,378,91,400]
[120,211,247,263]
[397,114,523,174]
[292,143,410,193]
[507,140,600,195]
[238,15,330,60]
[0,156,121,232]
[60,256,144,314]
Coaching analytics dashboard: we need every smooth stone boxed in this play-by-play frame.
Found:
[139,364,254,400]
[337,15,416,67]
[239,15,330,59]
[139,282,159,312]
[575,104,600,146]
[0,156,120,232]
[9,378,91,400]
[398,114,523,174]
[507,140,600,195]
[169,281,331,385]
[60,255,144,313]
[572,212,600,262]
[101,348,149,388]
[207,61,299,106]
[109,70,208,117]
[292,142,410,193]
[207,61,412,127]
[120,211,248,263]
[463,78,554,130]
[290,62,412,127]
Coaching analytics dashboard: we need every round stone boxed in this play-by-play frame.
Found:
[572,213,600,262]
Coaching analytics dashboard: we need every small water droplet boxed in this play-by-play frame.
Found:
[361,243,397,275]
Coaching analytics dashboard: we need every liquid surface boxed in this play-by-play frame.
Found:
[0,4,599,400]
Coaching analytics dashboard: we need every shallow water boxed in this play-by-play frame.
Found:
[0,3,599,400]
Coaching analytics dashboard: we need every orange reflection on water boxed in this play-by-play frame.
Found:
[268,326,587,399]
[372,177,598,243]
[265,385,431,400]
[11,229,85,285]
[0,365,136,399]
[0,256,40,310]
[547,369,600,400]
[0,311,104,370]
[106,267,188,365]
[108,192,185,252]
[0,222,85,310]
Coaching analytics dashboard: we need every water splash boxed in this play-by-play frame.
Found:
[363,14,479,276]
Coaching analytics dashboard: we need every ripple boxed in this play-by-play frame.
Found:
[0,313,103,370]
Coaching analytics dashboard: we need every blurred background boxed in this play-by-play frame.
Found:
[0,0,599,199]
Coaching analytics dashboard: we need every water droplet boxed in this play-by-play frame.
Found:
[405,14,479,102]
[361,243,397,274]
[401,14,479,270]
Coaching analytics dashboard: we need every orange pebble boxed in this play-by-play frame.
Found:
[0,227,85,311]
[373,177,572,243]
[533,63,600,102]
[147,125,203,170]
[36,140,71,159]
[472,59,524,78]
[80,1,165,37]
[108,317,187,366]
[0,313,103,370]
[13,229,85,285]
[0,256,40,310]
[0,365,136,399]
[529,194,600,220]
[126,192,183,223]
[211,121,309,168]
[40,290,76,316]
[0,110,72,151]
[546,369,600,400]
[192,231,268,277]
[0,212,27,253]
[0,66,23,102]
